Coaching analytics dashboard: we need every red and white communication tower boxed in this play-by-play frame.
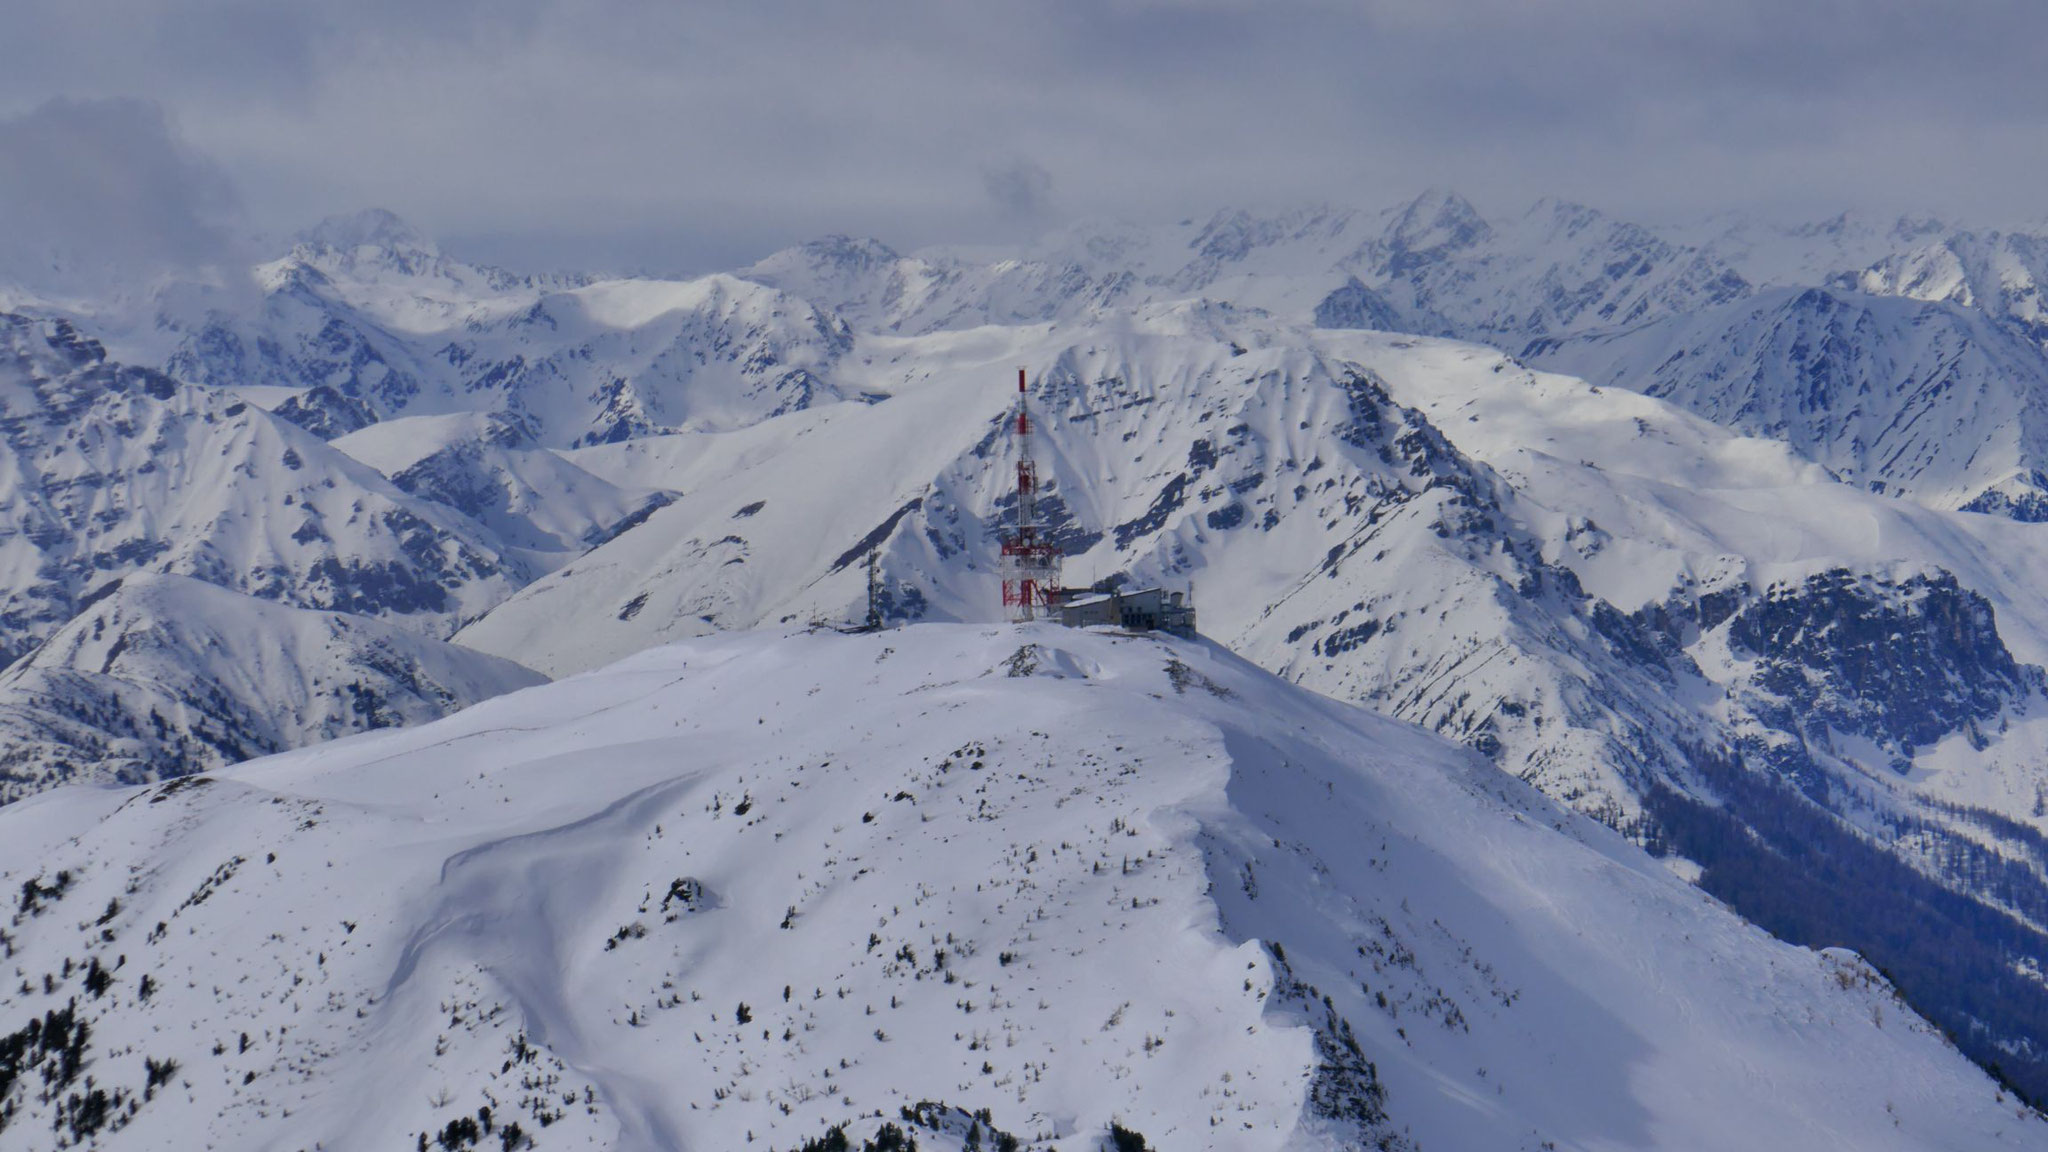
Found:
[1000,368,1062,622]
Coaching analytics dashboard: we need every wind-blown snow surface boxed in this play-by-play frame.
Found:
[0,625,2034,1152]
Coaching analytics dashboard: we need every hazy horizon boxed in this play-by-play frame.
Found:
[5,1,2046,281]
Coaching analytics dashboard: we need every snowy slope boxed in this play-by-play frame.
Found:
[0,624,2034,1152]
[0,312,522,666]
[456,315,1706,837]
[0,573,543,804]
[1529,286,2048,518]
[1670,211,1954,291]
[1847,228,2048,347]
[331,413,675,569]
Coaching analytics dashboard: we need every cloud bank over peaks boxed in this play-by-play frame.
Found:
[0,97,248,302]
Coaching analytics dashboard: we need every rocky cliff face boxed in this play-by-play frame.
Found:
[1718,569,2040,779]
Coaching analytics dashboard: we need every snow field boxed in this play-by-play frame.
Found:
[2,625,2038,1150]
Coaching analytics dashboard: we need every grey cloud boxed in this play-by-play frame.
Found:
[0,98,243,291]
[3,1,2047,272]
[984,161,1055,220]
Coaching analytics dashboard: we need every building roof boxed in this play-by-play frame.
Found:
[1060,592,1117,610]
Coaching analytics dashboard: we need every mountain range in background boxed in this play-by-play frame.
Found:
[8,189,2048,1143]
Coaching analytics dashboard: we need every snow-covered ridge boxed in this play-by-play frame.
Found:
[147,198,2048,520]
[739,191,1752,344]
[0,310,522,661]
[1529,285,2048,516]
[0,573,543,804]
[0,625,2031,1151]
[174,218,861,448]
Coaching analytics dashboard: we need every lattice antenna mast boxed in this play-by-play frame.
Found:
[1000,368,1062,622]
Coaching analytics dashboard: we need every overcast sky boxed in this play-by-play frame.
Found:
[2,0,2045,278]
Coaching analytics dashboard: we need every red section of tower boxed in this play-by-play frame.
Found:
[1000,367,1062,621]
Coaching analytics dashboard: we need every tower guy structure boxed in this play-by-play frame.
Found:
[1000,368,1063,622]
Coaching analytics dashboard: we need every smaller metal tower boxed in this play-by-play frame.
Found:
[1000,368,1062,621]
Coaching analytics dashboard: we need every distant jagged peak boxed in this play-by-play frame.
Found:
[994,215,1157,275]
[1523,195,1608,235]
[1786,210,1857,240]
[1679,209,1962,289]
[1886,212,1952,244]
[1840,226,2048,339]
[1184,203,1359,260]
[1844,242,1973,305]
[798,233,902,268]
[1519,196,1669,249]
[294,208,436,260]
[566,271,853,343]
[278,208,519,292]
[260,209,549,315]
[746,233,904,281]
[1734,209,1951,265]
[1381,187,1493,262]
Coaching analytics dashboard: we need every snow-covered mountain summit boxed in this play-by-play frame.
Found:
[19,193,2048,1118]
[1844,227,2048,347]
[170,223,860,448]
[1,624,2034,1152]
[447,311,2048,1106]
[292,208,437,263]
